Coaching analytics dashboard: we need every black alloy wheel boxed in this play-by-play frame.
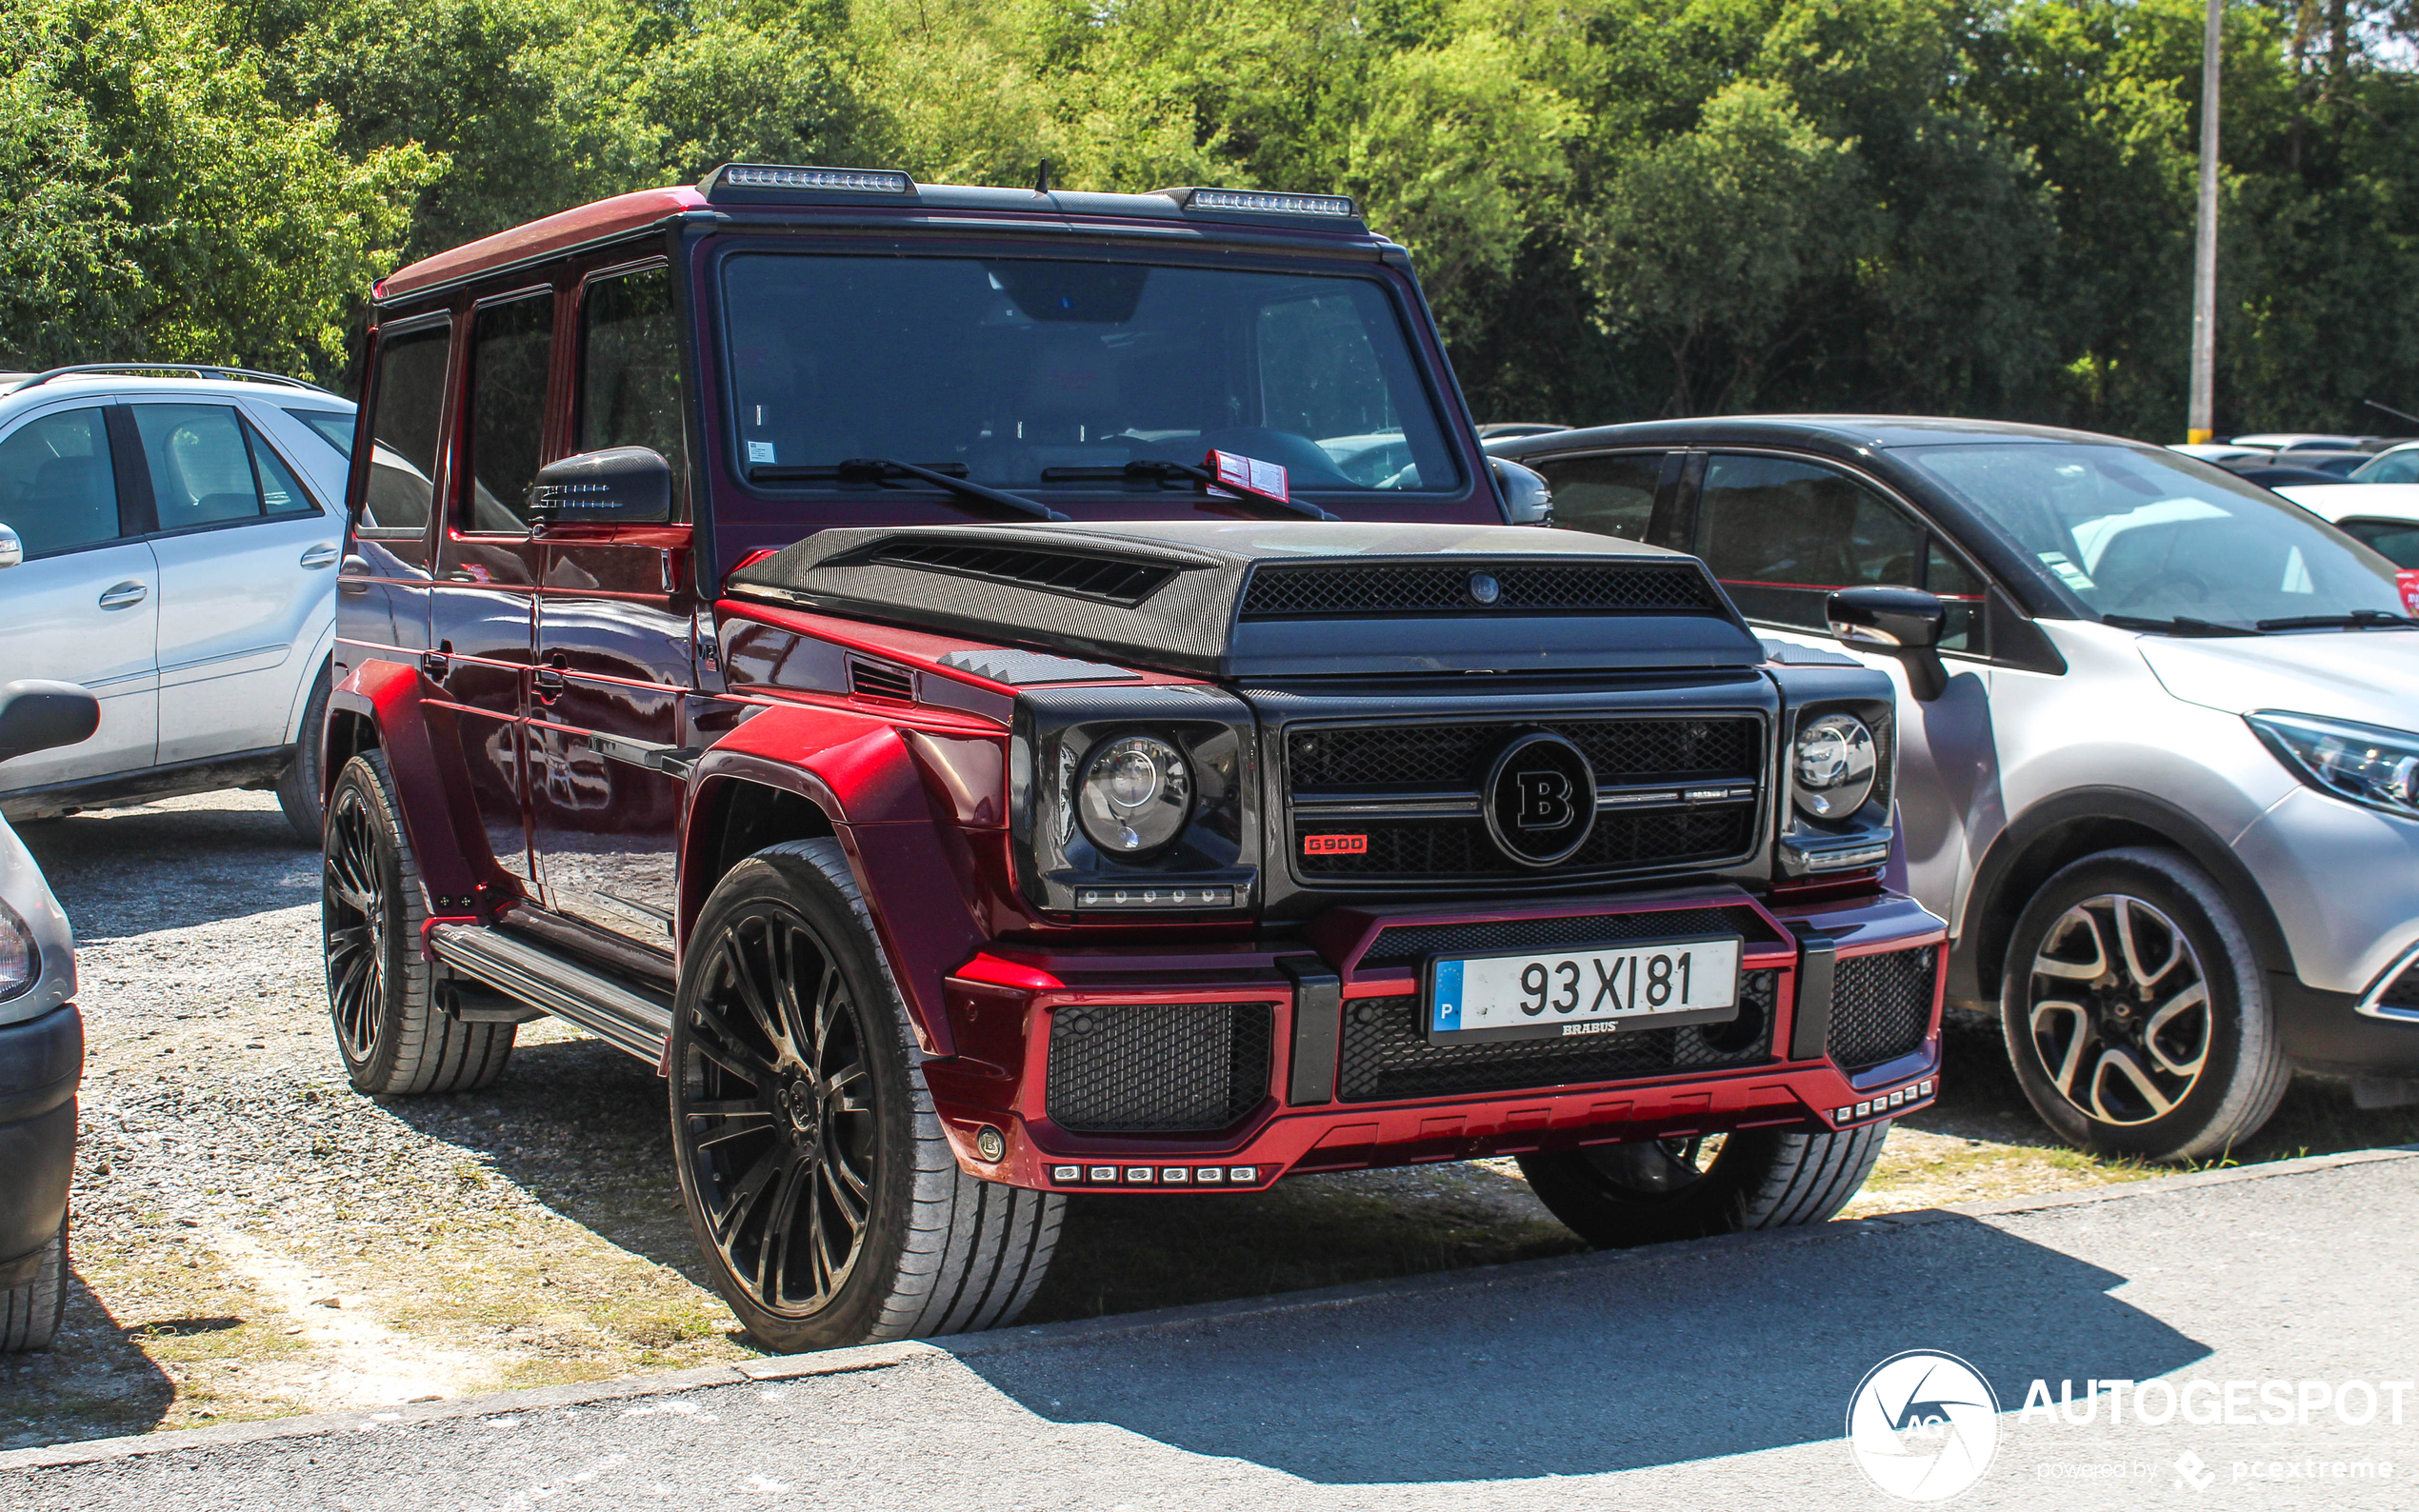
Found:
[2022,894,2212,1127]
[1519,1123,1888,1247]
[323,777,390,1065]
[675,903,879,1316]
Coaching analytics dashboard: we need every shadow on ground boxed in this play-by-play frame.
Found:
[16,804,315,938]
[958,1214,2209,1484]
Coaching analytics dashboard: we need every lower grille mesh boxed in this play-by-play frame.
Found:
[1046,1002,1272,1135]
[1335,969,1777,1103]
[1826,947,1937,1069]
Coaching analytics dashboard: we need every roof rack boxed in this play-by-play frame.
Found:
[12,364,338,396]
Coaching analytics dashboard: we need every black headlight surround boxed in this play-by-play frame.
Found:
[1011,684,1260,915]
[1767,669,1897,879]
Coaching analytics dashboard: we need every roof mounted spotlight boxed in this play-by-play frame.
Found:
[701,163,917,204]
[1159,187,1363,227]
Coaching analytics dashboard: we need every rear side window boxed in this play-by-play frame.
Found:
[287,408,357,460]
[580,267,688,513]
[1529,451,1664,542]
[2339,517,2419,568]
[362,324,450,531]
[0,408,122,558]
[132,404,315,529]
[465,291,554,532]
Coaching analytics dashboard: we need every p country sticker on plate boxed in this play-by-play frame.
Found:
[1209,449,1289,504]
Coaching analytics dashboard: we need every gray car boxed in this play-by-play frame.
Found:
[0,681,98,1350]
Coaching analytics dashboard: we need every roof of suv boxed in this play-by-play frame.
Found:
[0,373,350,414]
[1485,414,2124,456]
[379,174,1399,304]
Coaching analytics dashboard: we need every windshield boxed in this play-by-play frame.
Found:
[1902,441,2406,627]
[720,253,1459,495]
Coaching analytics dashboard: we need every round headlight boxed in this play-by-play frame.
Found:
[1793,713,1878,820]
[1075,735,1193,855]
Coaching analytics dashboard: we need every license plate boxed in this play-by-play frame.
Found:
[1425,934,1743,1044]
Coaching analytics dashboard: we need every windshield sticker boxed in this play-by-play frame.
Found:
[747,441,777,464]
[2400,570,2419,613]
[2037,550,2097,591]
[1210,449,1289,504]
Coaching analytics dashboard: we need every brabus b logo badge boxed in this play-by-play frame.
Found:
[1467,571,1501,605]
[1482,731,1597,867]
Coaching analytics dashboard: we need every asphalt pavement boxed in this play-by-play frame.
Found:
[4,1148,2413,1510]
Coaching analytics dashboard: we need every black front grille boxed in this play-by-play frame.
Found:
[1299,808,1754,880]
[1242,562,1723,619]
[1827,947,1938,1069]
[1358,906,1755,968]
[1045,1003,1272,1134]
[870,540,1177,607]
[1289,717,1761,791]
[1334,970,1778,1102]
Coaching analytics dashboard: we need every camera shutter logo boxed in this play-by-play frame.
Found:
[1846,1350,2002,1502]
[1481,731,1597,866]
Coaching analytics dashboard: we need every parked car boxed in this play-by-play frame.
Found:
[0,680,99,1351]
[2227,432,2389,453]
[0,367,354,841]
[1489,416,2419,1161]
[2169,443,2275,467]
[320,167,1949,1352]
[2349,441,2419,485]
[2274,482,2419,576]
[2225,464,2359,489]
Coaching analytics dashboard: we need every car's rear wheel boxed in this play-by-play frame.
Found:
[277,659,332,844]
[2000,846,2289,1162]
[322,751,514,1094]
[0,1219,67,1352]
[1518,1123,1888,1247]
[670,840,1060,1352]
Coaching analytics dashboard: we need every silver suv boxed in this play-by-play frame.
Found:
[1491,416,2419,1160]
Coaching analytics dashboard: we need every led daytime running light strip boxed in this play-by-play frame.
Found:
[724,165,913,194]
[1836,1078,1934,1124]
[1189,189,1355,217]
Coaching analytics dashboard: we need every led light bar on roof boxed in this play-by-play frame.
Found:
[723,164,913,194]
[1186,188,1357,218]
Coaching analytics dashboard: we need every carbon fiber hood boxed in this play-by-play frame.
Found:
[726,520,1766,678]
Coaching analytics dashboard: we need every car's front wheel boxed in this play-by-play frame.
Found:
[2000,846,2289,1162]
[670,840,1060,1353]
[1518,1124,1888,1247]
[1,1219,67,1352]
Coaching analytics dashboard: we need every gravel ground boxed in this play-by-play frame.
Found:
[8,790,2413,1451]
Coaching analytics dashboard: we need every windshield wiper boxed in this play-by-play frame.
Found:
[2253,609,2419,631]
[2101,613,2267,637]
[749,458,1067,522]
[1039,460,1337,521]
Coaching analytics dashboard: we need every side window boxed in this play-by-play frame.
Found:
[1530,451,1664,542]
[362,324,450,532]
[579,267,688,514]
[1693,454,1927,632]
[465,291,555,532]
[1925,539,1989,654]
[132,405,265,530]
[2340,518,2419,569]
[0,408,123,559]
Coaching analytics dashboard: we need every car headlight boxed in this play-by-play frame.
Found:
[2248,711,2419,819]
[1793,712,1878,820]
[1075,734,1193,855]
[0,897,37,1001]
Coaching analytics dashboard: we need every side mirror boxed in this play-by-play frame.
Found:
[1490,457,1553,527]
[528,447,672,527]
[0,524,21,569]
[1827,586,1949,701]
[0,680,101,765]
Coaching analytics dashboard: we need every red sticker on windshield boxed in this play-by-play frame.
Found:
[1209,449,1289,504]
[2399,570,2419,615]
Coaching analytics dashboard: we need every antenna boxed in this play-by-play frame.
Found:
[2363,398,2419,432]
[1034,159,1051,195]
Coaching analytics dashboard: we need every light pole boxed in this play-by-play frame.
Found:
[2188,0,2222,443]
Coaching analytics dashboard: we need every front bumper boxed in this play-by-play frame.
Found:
[0,1004,81,1282]
[922,885,1946,1191]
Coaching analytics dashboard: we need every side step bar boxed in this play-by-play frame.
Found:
[429,923,672,1064]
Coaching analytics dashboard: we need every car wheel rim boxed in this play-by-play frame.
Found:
[678,906,877,1318]
[1582,1132,1728,1196]
[322,785,387,1062]
[2026,893,2211,1127]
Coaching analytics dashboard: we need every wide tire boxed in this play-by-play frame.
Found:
[1,1220,68,1352]
[277,660,333,844]
[1519,1124,1889,1247]
[322,751,514,1094]
[670,840,1061,1352]
[2000,846,2289,1163]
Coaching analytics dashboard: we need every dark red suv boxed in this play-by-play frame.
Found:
[320,165,1947,1351]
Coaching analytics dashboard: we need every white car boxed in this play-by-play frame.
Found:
[0,366,355,840]
[2275,482,2419,573]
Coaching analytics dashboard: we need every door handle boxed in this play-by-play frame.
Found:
[338,554,373,593]
[97,580,148,609]
[300,543,342,569]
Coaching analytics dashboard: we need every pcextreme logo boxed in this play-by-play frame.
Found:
[1847,1350,2004,1502]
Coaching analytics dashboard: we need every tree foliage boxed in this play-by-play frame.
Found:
[5,0,2418,435]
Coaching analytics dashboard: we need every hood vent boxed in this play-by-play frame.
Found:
[870,540,1178,607]
[848,656,916,702]
[1241,561,1724,619]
